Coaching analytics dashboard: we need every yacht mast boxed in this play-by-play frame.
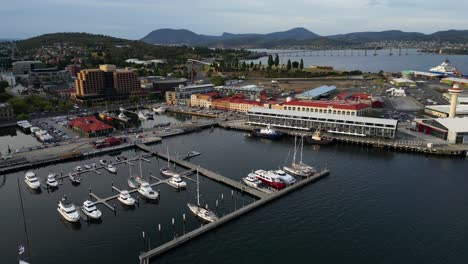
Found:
[196,168,200,206]
[17,177,32,262]
[300,135,304,164]
[166,146,170,168]
[293,136,297,165]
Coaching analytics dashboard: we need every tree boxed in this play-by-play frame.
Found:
[292,61,299,68]
[210,75,225,86]
[250,61,254,68]
[300,59,304,70]
[287,59,292,71]
[274,54,279,67]
[267,55,274,68]
[129,95,139,103]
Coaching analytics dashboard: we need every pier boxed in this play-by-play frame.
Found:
[135,144,268,199]
[138,168,330,263]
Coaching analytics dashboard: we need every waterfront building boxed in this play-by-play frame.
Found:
[140,76,188,95]
[425,105,468,118]
[190,92,219,108]
[295,85,336,100]
[247,108,398,138]
[73,64,142,102]
[415,118,468,144]
[68,116,114,137]
[214,85,265,100]
[0,103,14,120]
[281,100,371,116]
[165,84,214,105]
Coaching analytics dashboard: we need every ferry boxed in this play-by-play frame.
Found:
[253,169,286,189]
[250,125,284,140]
[429,59,461,76]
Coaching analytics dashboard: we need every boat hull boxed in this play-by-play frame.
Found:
[255,177,285,189]
[118,196,135,206]
[57,208,80,222]
[187,203,218,222]
[250,129,284,140]
[304,137,335,145]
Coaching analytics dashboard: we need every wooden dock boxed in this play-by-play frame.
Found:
[135,144,268,199]
[138,168,330,263]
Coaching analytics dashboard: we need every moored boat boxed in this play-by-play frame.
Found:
[243,173,263,188]
[57,196,80,222]
[46,173,59,188]
[99,159,108,166]
[187,170,218,222]
[81,200,102,220]
[250,125,284,139]
[304,130,335,145]
[167,176,187,189]
[105,164,117,174]
[24,171,40,190]
[253,169,286,189]
[69,172,81,185]
[274,169,296,185]
[138,182,159,200]
[118,190,136,206]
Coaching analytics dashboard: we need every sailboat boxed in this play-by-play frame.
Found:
[160,147,180,177]
[127,156,146,188]
[17,178,32,264]
[187,169,218,223]
[283,136,316,177]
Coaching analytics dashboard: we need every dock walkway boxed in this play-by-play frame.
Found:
[138,169,330,263]
[136,144,268,199]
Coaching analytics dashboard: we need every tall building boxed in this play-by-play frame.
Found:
[73,64,141,101]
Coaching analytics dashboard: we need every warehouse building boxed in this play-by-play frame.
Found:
[415,118,468,144]
[295,85,336,100]
[425,105,468,118]
[247,108,397,138]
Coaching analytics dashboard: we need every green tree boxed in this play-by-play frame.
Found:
[287,59,292,71]
[267,55,274,68]
[274,54,279,67]
[300,59,304,70]
[292,61,299,68]
[250,61,254,68]
[210,75,225,86]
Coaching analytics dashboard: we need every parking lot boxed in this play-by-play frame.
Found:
[30,116,79,143]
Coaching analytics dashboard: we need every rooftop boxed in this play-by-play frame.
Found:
[215,84,264,92]
[441,77,468,84]
[248,107,398,126]
[283,100,371,110]
[295,85,336,99]
[68,116,113,133]
[175,84,214,91]
[426,105,468,115]
[436,117,468,133]
[391,78,415,84]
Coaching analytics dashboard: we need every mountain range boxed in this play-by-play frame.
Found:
[141,28,468,48]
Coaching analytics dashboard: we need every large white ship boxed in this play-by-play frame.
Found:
[429,59,460,76]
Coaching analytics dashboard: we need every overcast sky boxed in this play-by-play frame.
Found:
[1,0,467,39]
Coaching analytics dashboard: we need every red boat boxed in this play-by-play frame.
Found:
[253,169,285,189]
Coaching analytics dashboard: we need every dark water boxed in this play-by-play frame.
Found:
[247,49,468,73]
[1,128,468,264]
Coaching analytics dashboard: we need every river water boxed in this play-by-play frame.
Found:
[1,128,468,263]
[247,48,468,73]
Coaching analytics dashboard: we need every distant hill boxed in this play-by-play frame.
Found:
[328,30,427,42]
[141,28,468,48]
[141,27,321,48]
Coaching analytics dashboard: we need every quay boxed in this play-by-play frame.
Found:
[138,168,330,263]
[135,144,268,199]
[166,108,218,118]
[219,120,468,157]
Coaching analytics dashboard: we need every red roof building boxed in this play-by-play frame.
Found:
[282,100,371,116]
[68,116,114,137]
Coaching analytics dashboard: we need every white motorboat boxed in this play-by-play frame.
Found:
[243,173,263,189]
[118,112,130,122]
[167,176,187,189]
[24,171,40,190]
[84,164,91,170]
[138,182,159,200]
[91,163,97,168]
[105,164,117,174]
[153,106,167,113]
[119,107,126,112]
[118,190,136,206]
[99,159,108,166]
[274,170,296,185]
[138,111,149,120]
[187,169,218,222]
[69,172,81,185]
[74,166,82,172]
[46,173,59,188]
[81,200,102,220]
[57,196,80,222]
